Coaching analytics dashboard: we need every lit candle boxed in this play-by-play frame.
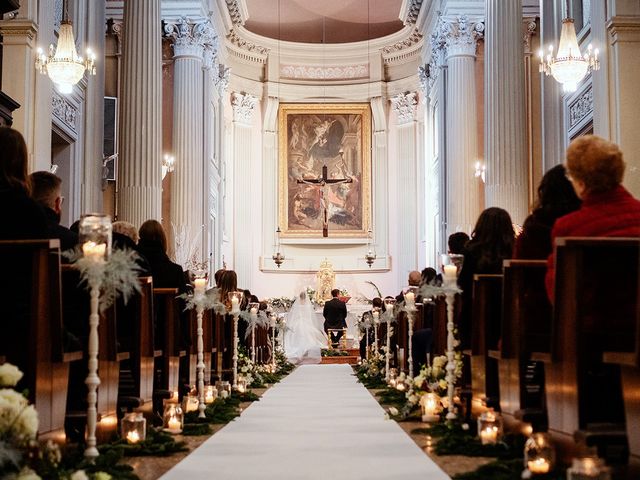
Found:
[443,264,457,283]
[231,296,240,313]
[527,458,550,474]
[167,416,181,433]
[205,386,217,404]
[372,310,379,323]
[194,277,206,294]
[237,383,246,393]
[126,430,141,444]
[421,393,440,422]
[221,390,229,399]
[522,423,533,436]
[479,426,499,445]
[396,382,406,392]
[250,307,258,315]
[82,241,106,262]
[405,291,415,306]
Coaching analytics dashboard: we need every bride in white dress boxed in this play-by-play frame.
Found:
[284,291,328,364]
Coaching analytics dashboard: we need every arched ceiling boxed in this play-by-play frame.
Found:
[243,0,405,44]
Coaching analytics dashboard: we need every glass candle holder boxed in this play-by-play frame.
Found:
[236,376,248,393]
[216,380,232,399]
[477,409,503,445]
[79,214,112,261]
[121,412,146,444]
[182,391,199,413]
[388,368,398,387]
[204,384,217,404]
[248,302,260,314]
[162,403,183,434]
[269,313,277,328]
[524,433,555,476]
[440,253,464,285]
[228,291,244,313]
[383,297,396,310]
[421,392,442,423]
[566,457,611,480]
[192,266,208,294]
[404,286,418,308]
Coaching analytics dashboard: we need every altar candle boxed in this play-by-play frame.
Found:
[405,291,415,306]
[82,241,106,261]
[527,458,550,474]
[479,426,499,445]
[167,416,181,433]
[194,277,206,293]
[443,264,457,282]
[126,430,140,444]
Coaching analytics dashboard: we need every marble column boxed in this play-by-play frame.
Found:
[484,0,529,225]
[164,19,215,266]
[231,92,258,288]
[440,16,484,236]
[118,0,162,226]
[390,92,420,286]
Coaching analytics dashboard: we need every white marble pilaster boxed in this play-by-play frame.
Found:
[231,92,258,288]
[118,0,162,226]
[165,18,215,266]
[484,0,528,225]
[440,16,484,236]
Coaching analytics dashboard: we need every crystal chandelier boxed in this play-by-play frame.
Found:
[35,1,96,94]
[539,6,599,93]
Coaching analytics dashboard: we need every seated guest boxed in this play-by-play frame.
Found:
[396,270,421,303]
[546,135,640,299]
[458,207,514,349]
[0,127,47,239]
[112,220,150,274]
[515,165,580,259]
[448,231,470,255]
[29,171,78,251]
[113,220,139,245]
[359,297,383,359]
[420,267,437,287]
[214,268,226,287]
[137,219,187,290]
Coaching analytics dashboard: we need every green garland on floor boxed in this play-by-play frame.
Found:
[33,446,139,480]
[375,388,409,408]
[98,428,188,457]
[321,349,349,357]
[453,458,565,480]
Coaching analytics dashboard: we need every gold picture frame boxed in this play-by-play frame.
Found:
[278,103,371,238]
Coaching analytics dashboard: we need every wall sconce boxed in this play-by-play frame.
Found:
[162,154,175,180]
[272,226,285,268]
[474,161,486,183]
[365,228,376,268]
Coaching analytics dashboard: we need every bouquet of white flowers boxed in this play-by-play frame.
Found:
[412,353,463,396]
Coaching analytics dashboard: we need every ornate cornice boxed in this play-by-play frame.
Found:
[231,92,257,123]
[0,19,38,43]
[390,91,418,124]
[382,29,423,54]
[164,17,217,59]
[280,64,368,80]
[568,84,593,131]
[225,0,246,26]
[417,64,429,94]
[52,91,78,135]
[523,18,537,54]
[402,0,424,26]
[214,64,230,95]
[227,29,269,56]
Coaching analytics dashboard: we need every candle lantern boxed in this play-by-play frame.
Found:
[440,253,464,286]
[477,409,503,445]
[193,267,208,294]
[216,380,232,399]
[420,393,442,423]
[228,291,244,313]
[204,384,217,404]
[523,433,555,477]
[182,390,199,413]
[162,403,183,434]
[249,302,259,314]
[566,457,611,480]
[388,368,398,387]
[121,412,146,444]
[79,214,112,261]
[237,376,248,393]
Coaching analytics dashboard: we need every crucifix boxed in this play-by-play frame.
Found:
[297,156,353,237]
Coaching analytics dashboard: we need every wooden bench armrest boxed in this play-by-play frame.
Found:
[603,351,638,368]
[178,350,187,357]
[488,349,501,360]
[154,349,163,358]
[116,351,130,362]
[462,348,472,357]
[62,351,83,362]
[530,351,552,363]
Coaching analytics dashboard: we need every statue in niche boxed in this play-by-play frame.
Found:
[316,259,336,303]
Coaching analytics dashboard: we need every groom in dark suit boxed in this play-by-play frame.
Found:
[323,289,348,347]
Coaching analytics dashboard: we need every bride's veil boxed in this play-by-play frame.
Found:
[287,291,313,329]
[284,291,325,364]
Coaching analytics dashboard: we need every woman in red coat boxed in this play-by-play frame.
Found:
[545,135,640,300]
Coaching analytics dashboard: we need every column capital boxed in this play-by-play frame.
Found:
[231,92,257,124]
[523,18,537,54]
[390,91,418,125]
[164,17,216,60]
[433,15,484,59]
[214,64,230,96]
[417,64,429,95]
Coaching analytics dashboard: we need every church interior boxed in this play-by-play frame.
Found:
[1,0,640,478]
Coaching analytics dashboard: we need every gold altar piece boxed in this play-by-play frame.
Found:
[315,259,335,303]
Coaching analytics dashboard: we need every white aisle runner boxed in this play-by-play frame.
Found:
[161,364,449,480]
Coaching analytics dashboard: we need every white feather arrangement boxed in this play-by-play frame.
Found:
[178,287,227,315]
[240,310,269,340]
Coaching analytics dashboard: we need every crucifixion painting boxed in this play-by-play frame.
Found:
[279,103,371,238]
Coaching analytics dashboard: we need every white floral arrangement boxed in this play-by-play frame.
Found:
[338,287,350,298]
[265,297,295,313]
[412,353,463,397]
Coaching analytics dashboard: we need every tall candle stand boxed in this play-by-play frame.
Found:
[228,291,244,389]
[372,308,380,354]
[79,214,112,459]
[269,313,277,371]
[404,287,418,379]
[442,254,463,420]
[248,302,260,363]
[193,270,207,418]
[382,298,396,382]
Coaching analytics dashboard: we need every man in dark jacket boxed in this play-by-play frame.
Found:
[29,171,78,251]
[323,288,347,347]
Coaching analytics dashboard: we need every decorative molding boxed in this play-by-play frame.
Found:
[568,83,593,131]
[227,29,269,56]
[231,92,258,123]
[52,91,78,134]
[106,18,123,39]
[164,17,217,59]
[0,20,38,43]
[523,18,537,54]
[225,0,246,27]
[390,91,418,125]
[402,0,424,26]
[417,64,429,94]
[382,29,423,54]
[280,64,369,80]
[443,15,485,58]
[214,64,230,95]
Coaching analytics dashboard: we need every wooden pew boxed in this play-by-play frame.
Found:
[492,260,551,431]
[187,309,213,386]
[470,274,503,414]
[395,310,408,372]
[544,237,638,464]
[212,313,226,380]
[153,288,186,394]
[0,240,82,441]
[430,296,448,356]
